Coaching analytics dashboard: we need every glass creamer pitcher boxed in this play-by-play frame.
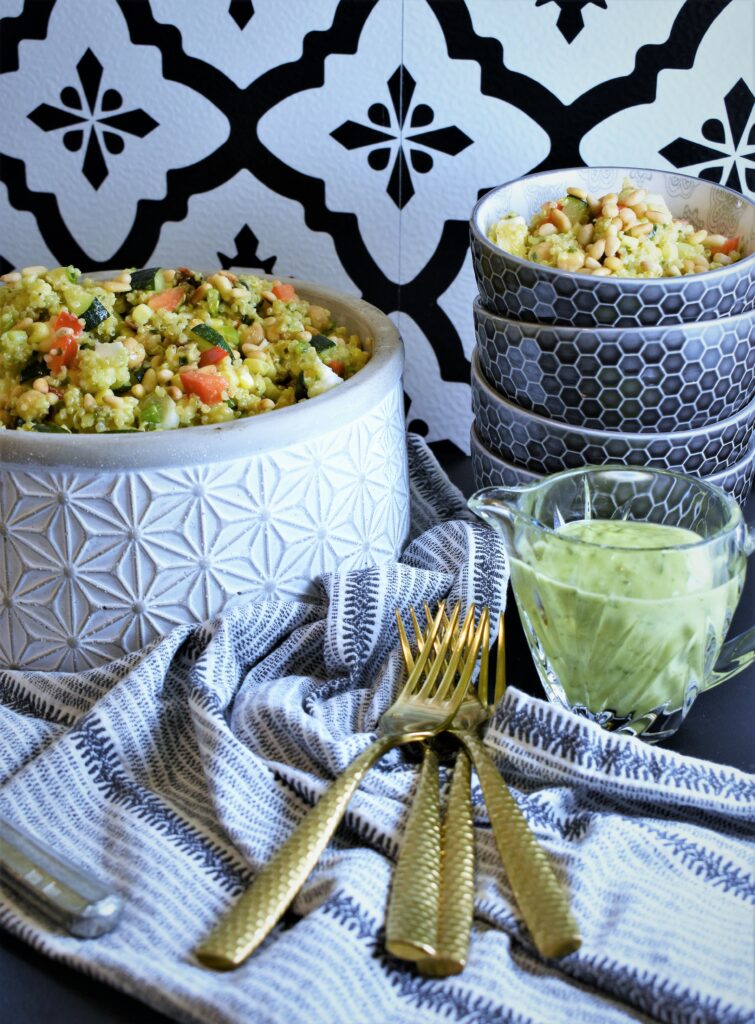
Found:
[469,466,755,741]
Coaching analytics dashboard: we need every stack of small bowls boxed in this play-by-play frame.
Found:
[468,167,755,503]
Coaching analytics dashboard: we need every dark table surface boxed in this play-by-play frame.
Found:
[1,448,753,1024]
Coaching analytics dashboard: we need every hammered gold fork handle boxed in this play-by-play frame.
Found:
[418,747,475,977]
[196,733,408,969]
[458,730,581,959]
[385,745,441,960]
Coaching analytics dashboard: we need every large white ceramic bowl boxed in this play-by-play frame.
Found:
[0,274,409,670]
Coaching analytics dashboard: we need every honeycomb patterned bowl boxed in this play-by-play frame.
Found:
[474,298,755,433]
[471,348,755,477]
[471,167,755,327]
[470,424,755,505]
[0,275,409,671]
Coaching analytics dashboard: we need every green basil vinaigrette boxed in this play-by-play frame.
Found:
[510,518,743,718]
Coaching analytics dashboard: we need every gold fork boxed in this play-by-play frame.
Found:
[196,603,484,970]
[390,605,581,973]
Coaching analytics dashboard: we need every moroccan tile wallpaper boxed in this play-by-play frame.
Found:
[0,0,753,455]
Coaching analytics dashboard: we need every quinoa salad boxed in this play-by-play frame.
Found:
[0,266,370,433]
[488,180,745,278]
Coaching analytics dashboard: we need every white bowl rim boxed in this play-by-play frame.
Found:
[472,347,755,443]
[0,271,403,470]
[472,294,755,336]
[470,165,755,283]
[470,422,755,481]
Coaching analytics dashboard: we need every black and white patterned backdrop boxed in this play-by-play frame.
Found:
[1,0,753,453]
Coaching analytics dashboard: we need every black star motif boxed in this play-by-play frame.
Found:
[28,48,158,190]
[659,79,755,193]
[217,225,276,274]
[535,0,608,43]
[331,66,472,209]
[228,0,254,30]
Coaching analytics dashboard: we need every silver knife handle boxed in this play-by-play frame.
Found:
[0,815,123,938]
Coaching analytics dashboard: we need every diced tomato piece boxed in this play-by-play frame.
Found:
[148,286,186,311]
[328,359,345,377]
[713,235,740,255]
[179,370,227,405]
[46,335,78,375]
[198,345,227,368]
[52,309,83,337]
[272,282,296,302]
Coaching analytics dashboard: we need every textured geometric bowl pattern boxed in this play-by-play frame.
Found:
[474,301,755,434]
[472,350,755,477]
[471,167,755,327]
[470,425,755,506]
[0,384,410,672]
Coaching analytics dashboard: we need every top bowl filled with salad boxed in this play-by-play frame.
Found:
[470,167,755,327]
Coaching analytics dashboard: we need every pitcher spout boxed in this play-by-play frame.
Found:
[468,485,529,543]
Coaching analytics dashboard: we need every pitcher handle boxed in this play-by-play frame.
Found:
[707,624,755,690]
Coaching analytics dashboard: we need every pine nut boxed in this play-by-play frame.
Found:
[646,210,671,224]
[562,252,585,272]
[551,209,571,232]
[591,267,612,277]
[602,202,620,218]
[577,223,594,247]
[584,256,601,269]
[157,368,173,384]
[622,189,646,206]
[714,252,732,264]
[706,234,726,248]
[605,235,621,258]
[689,229,707,245]
[32,378,49,393]
[166,386,182,401]
[604,255,623,271]
[566,187,588,200]
[629,222,653,237]
[83,393,97,411]
[537,222,558,236]
[131,383,145,398]
[668,265,682,276]
[102,393,122,408]
[1,271,21,283]
[21,265,47,276]
[103,280,131,293]
[586,239,606,260]
[142,368,157,393]
[619,206,637,226]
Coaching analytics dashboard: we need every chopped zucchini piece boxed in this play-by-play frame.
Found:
[310,334,336,352]
[562,195,590,226]
[191,323,233,356]
[20,354,48,383]
[81,297,109,331]
[138,393,179,430]
[31,423,71,433]
[129,267,164,291]
[295,371,307,401]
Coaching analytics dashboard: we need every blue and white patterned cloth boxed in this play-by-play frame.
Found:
[0,436,753,1024]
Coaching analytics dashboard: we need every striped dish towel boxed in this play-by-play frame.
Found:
[0,435,753,1024]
